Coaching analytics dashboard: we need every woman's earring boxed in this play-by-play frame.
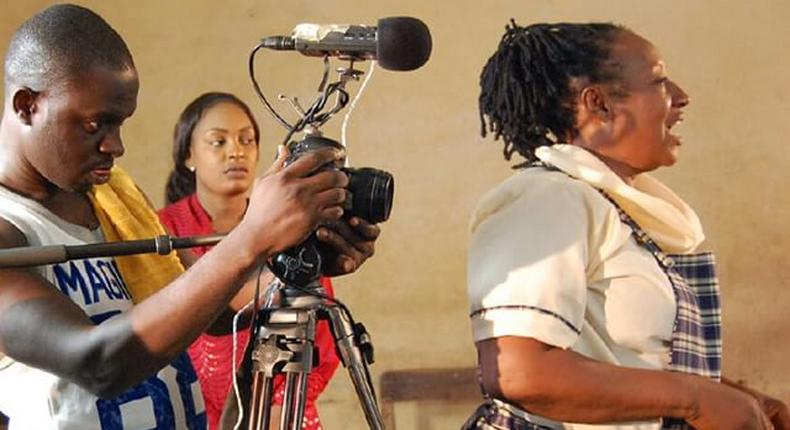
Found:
[187,165,196,173]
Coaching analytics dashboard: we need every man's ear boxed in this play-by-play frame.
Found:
[579,86,613,123]
[12,87,40,126]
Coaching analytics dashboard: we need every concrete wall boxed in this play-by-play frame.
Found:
[2,1,789,428]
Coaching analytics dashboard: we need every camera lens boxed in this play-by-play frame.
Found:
[345,167,394,224]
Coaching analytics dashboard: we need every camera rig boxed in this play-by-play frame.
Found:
[239,39,390,430]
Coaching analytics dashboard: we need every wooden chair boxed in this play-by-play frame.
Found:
[379,366,481,429]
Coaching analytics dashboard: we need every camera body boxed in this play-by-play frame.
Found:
[269,135,394,287]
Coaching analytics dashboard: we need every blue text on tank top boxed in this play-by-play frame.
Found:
[53,258,207,429]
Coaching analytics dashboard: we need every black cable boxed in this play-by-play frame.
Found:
[250,44,358,147]
[247,263,268,360]
[249,42,293,131]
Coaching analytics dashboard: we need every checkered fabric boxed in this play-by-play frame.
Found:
[461,401,554,430]
[605,195,722,430]
[608,202,722,379]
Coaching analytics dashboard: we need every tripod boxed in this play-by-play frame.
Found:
[243,34,400,430]
[243,278,385,430]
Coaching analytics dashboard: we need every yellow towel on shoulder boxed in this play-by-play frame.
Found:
[89,166,184,303]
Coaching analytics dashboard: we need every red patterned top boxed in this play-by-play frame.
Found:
[158,194,340,430]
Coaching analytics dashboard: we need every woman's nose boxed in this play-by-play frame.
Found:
[227,139,246,159]
[668,80,690,108]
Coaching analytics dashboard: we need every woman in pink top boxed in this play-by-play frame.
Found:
[159,92,371,429]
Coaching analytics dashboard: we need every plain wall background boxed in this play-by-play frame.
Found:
[2,1,789,428]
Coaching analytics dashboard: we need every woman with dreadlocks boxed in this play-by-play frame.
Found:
[464,22,789,430]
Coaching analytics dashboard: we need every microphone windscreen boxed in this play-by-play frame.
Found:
[376,17,432,71]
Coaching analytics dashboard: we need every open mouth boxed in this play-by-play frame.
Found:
[665,112,685,143]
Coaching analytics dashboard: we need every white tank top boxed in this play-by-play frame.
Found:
[0,185,206,429]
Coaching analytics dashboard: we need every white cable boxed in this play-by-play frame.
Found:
[231,299,253,430]
[340,60,376,166]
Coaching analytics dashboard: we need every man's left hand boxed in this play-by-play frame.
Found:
[316,217,380,276]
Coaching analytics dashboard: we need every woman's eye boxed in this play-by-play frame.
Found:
[209,139,225,147]
[241,137,256,146]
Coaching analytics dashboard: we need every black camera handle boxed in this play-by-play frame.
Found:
[0,233,225,268]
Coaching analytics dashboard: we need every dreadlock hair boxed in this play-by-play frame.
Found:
[4,4,134,94]
[164,92,261,205]
[479,20,629,167]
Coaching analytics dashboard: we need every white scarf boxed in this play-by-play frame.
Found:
[535,144,704,254]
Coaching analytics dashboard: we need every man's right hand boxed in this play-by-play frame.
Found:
[240,146,349,256]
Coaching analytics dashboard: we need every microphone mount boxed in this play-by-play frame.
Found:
[249,42,367,144]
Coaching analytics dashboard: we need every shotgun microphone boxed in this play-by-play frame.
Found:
[260,16,432,71]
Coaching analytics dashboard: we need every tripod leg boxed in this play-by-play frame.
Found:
[281,371,310,430]
[280,373,297,429]
[326,306,386,430]
[281,308,316,430]
[248,372,275,430]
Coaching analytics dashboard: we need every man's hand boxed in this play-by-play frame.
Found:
[316,216,380,276]
[240,146,348,257]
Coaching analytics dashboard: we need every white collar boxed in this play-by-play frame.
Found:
[535,144,704,253]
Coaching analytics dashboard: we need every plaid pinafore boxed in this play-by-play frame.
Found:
[462,168,722,430]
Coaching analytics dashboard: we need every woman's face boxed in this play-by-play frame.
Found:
[580,32,689,179]
[186,102,259,198]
